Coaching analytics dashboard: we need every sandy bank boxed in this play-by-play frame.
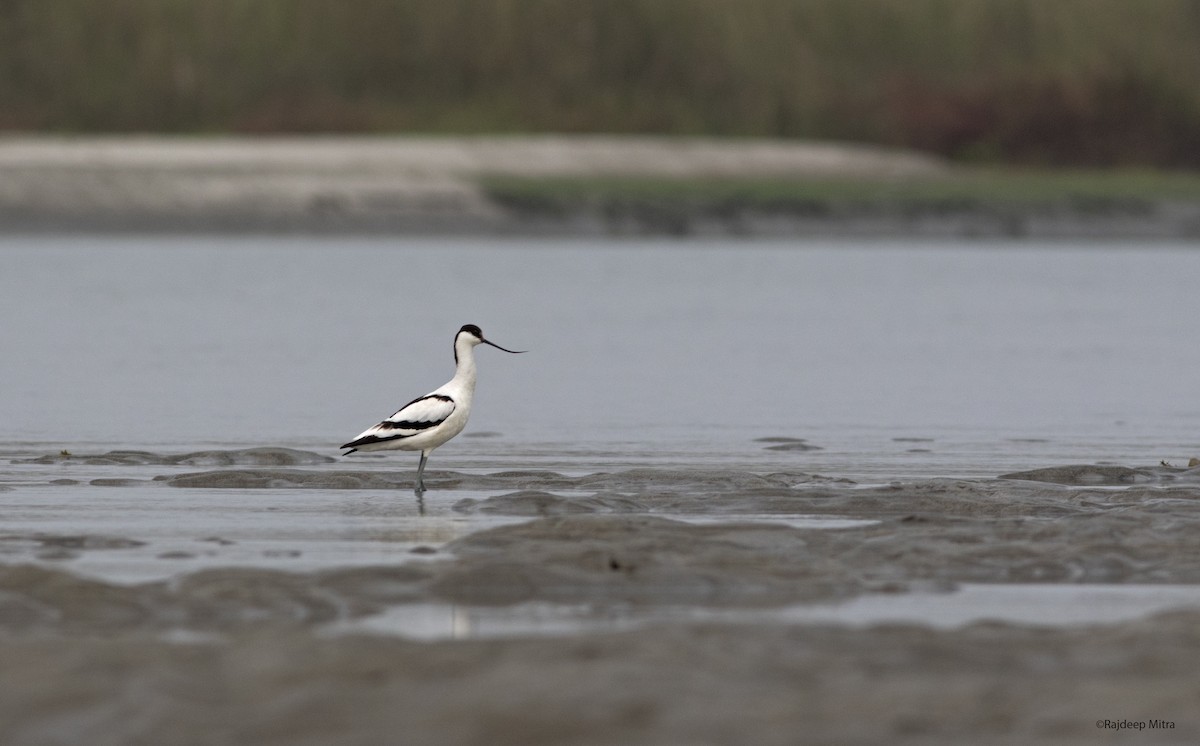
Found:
[4,135,1197,237]
[0,135,935,232]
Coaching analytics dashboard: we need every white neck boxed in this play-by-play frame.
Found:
[451,334,479,392]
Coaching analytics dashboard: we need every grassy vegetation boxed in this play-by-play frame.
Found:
[3,1,1200,167]
[483,169,1200,214]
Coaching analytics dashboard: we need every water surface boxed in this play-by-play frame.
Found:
[3,235,1198,477]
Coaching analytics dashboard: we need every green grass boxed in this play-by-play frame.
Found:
[483,169,1200,213]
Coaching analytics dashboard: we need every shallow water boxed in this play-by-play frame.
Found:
[332,584,1200,640]
[4,235,1200,459]
[0,481,519,584]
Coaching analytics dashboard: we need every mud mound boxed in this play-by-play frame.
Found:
[19,447,334,466]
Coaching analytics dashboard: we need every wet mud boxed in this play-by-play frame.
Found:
[18,447,335,467]
[3,448,1200,744]
[2,614,1198,745]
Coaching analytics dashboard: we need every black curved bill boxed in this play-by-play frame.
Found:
[482,338,526,354]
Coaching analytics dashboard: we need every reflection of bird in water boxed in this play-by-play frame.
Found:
[341,324,525,496]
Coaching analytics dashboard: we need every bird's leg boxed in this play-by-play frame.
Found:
[414,451,429,495]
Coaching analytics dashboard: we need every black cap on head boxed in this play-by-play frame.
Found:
[455,323,526,355]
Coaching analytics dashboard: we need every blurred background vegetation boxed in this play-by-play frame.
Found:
[3,0,1200,168]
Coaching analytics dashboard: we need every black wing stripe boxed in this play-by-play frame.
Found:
[376,418,442,431]
[393,393,453,413]
[341,432,411,449]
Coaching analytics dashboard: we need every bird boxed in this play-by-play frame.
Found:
[341,324,525,494]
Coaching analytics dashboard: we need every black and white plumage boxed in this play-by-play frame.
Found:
[341,324,524,494]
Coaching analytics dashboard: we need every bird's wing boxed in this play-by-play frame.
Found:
[341,393,456,450]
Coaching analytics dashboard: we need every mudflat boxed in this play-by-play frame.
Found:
[2,447,1199,744]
